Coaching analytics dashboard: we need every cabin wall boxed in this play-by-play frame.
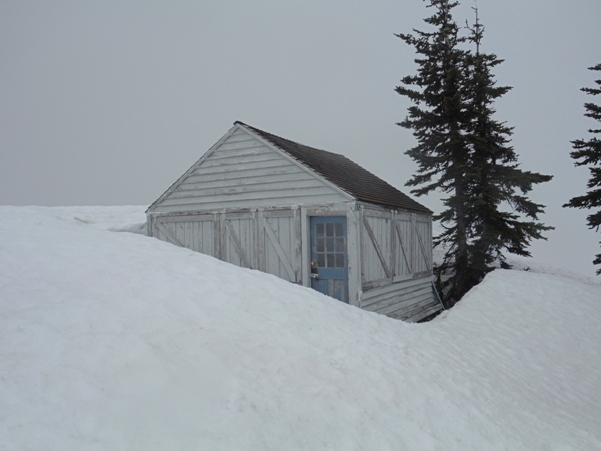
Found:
[151,127,350,214]
[150,208,303,284]
[358,205,441,321]
[360,276,441,322]
[150,203,361,305]
[149,202,441,320]
[359,207,433,289]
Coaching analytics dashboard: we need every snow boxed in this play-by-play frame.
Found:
[1,206,600,450]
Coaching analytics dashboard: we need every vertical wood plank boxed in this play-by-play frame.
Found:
[225,220,251,268]
[363,216,391,278]
[257,209,265,272]
[294,207,301,283]
[359,206,365,285]
[300,207,310,287]
[395,221,413,274]
[411,213,417,273]
[390,211,397,281]
[346,206,360,307]
[218,211,225,261]
[253,210,259,270]
[262,217,295,281]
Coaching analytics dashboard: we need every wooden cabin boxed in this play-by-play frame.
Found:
[146,122,443,322]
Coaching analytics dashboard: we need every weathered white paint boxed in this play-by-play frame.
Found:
[359,207,433,287]
[147,125,443,321]
[155,214,217,256]
[150,202,440,320]
[346,207,361,308]
[151,208,301,283]
[361,275,439,322]
[262,210,300,282]
[150,126,351,214]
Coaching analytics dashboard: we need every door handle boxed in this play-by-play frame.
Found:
[310,273,319,279]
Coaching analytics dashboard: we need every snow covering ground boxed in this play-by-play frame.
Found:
[1,206,600,451]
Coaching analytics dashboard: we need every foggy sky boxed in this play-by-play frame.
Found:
[2,0,600,276]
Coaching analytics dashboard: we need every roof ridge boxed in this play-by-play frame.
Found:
[235,121,346,158]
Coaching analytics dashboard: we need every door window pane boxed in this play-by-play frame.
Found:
[335,223,343,237]
[318,253,325,267]
[313,219,346,269]
[326,253,335,268]
[326,238,334,252]
[316,223,324,237]
[316,237,324,252]
[326,223,334,237]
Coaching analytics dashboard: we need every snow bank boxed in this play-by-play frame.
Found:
[1,206,600,450]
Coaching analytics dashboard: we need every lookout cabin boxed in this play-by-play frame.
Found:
[146,121,443,322]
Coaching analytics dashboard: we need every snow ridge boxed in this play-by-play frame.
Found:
[1,206,600,450]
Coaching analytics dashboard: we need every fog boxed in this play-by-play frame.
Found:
[2,0,600,276]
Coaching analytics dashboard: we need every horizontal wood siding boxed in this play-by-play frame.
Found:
[361,276,442,322]
[152,128,348,214]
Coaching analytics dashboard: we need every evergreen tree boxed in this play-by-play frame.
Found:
[395,0,472,305]
[396,1,553,306]
[463,11,552,286]
[563,64,601,275]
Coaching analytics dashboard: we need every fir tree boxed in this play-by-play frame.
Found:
[563,64,601,275]
[463,10,553,286]
[395,0,472,305]
[396,1,553,306]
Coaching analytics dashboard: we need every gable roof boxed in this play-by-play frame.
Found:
[236,122,432,214]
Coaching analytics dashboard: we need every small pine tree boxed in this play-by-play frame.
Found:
[563,64,601,275]
[463,11,553,286]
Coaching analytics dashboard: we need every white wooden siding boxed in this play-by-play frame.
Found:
[155,214,217,257]
[151,209,301,283]
[361,208,433,290]
[361,276,442,322]
[151,128,349,214]
[222,214,256,269]
[262,211,300,282]
[362,213,393,284]
[146,121,441,321]
[414,218,432,273]
[395,215,413,277]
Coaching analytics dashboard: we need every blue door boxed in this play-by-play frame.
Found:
[310,216,349,303]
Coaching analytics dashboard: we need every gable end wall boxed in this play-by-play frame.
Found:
[151,127,350,214]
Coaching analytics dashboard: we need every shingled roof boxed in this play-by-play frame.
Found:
[236,122,432,214]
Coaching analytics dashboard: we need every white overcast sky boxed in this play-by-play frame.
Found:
[1,0,600,276]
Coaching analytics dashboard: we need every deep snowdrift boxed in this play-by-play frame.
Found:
[1,206,600,450]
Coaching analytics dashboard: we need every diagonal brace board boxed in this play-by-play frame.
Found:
[156,222,184,247]
[395,221,413,274]
[263,218,296,281]
[224,220,251,268]
[362,216,391,278]
[415,223,431,270]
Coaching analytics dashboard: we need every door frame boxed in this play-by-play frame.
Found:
[300,206,360,307]
[308,215,349,303]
